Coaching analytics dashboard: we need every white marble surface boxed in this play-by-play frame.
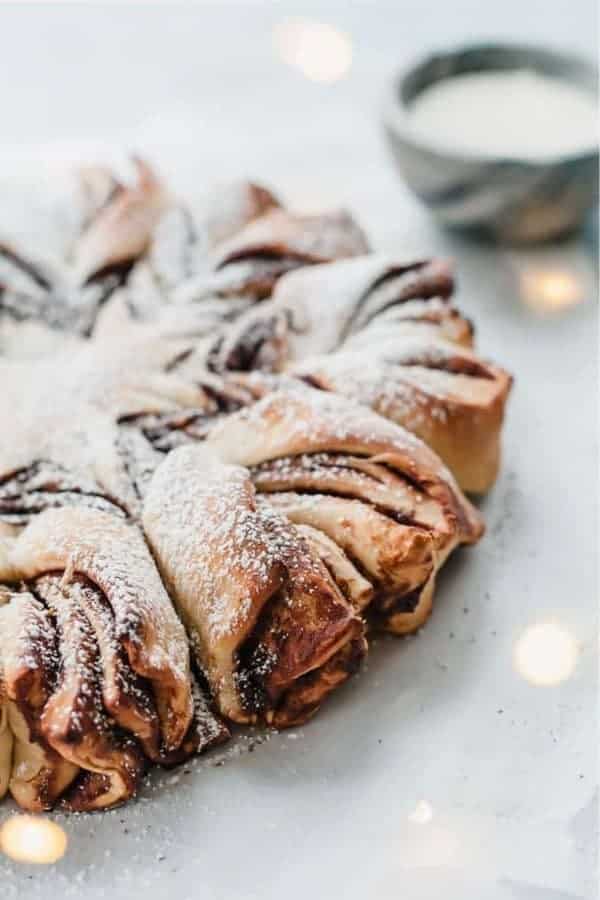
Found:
[0,2,597,898]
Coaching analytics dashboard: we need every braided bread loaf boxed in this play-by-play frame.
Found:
[204,254,511,492]
[0,163,511,813]
[144,388,482,727]
[0,508,227,811]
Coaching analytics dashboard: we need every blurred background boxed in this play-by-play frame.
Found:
[0,1,596,224]
[1,1,597,321]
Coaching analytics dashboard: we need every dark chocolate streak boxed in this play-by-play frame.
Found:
[369,585,423,620]
[380,350,495,379]
[253,450,433,506]
[208,315,281,373]
[0,243,52,290]
[339,262,454,343]
[0,462,128,524]
[0,278,119,337]
[256,483,424,530]
[235,589,283,714]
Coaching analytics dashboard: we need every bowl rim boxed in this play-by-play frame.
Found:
[383,40,600,169]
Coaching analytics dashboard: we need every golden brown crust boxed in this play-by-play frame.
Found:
[0,592,80,811]
[34,574,146,811]
[0,506,229,811]
[215,254,510,492]
[5,508,194,753]
[292,341,512,494]
[295,523,374,613]
[203,389,482,632]
[0,683,11,801]
[268,633,368,728]
[58,574,161,762]
[268,254,462,361]
[213,208,369,270]
[143,445,365,726]
[0,168,511,816]
[206,388,483,543]
[73,158,169,285]
[201,209,369,301]
[143,386,483,724]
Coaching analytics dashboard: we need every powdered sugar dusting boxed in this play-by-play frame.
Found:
[0,167,504,820]
[6,508,195,748]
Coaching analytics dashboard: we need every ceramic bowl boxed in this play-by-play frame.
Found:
[383,43,599,243]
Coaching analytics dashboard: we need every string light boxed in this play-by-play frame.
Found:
[514,622,579,686]
[273,20,352,83]
[0,815,68,864]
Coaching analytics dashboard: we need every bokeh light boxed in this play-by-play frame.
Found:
[409,800,434,825]
[273,20,352,83]
[0,815,68,864]
[514,622,579,686]
[520,269,583,313]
